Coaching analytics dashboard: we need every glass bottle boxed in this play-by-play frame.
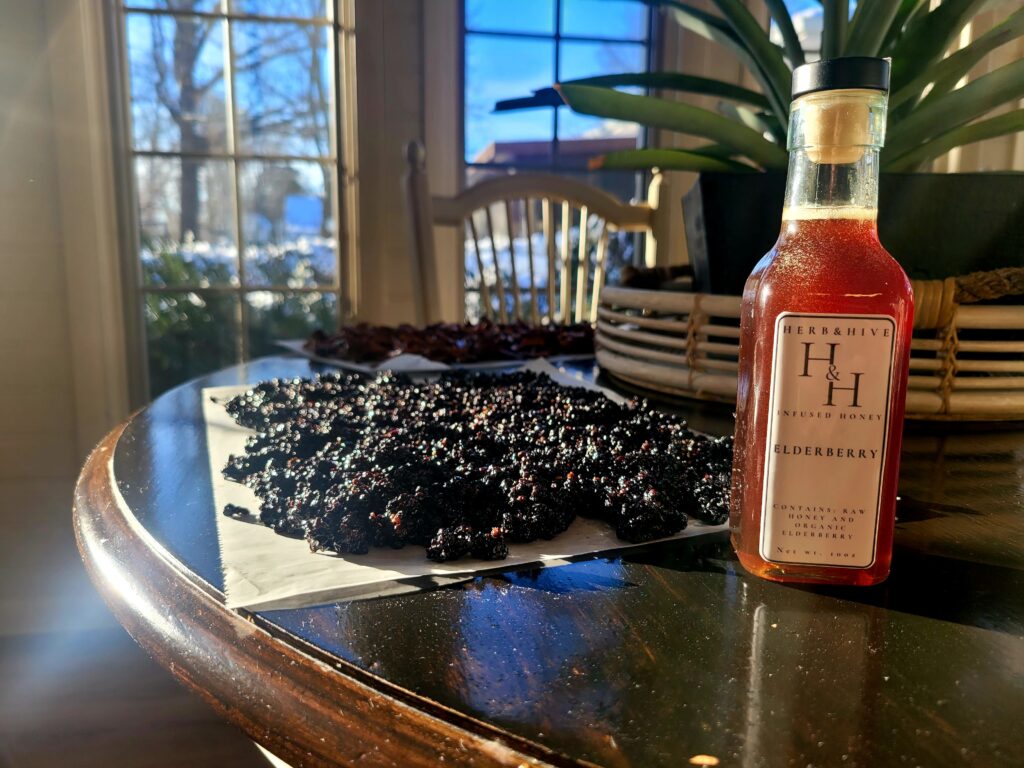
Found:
[730,57,914,586]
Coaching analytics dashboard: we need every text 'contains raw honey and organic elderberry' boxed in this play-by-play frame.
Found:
[759,313,896,568]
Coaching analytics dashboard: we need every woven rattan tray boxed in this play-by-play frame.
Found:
[595,268,1024,421]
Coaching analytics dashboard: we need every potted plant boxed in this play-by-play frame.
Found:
[496,0,1024,295]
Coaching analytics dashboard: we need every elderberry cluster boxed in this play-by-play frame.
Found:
[221,371,732,562]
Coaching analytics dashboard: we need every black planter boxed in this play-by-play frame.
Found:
[683,171,1024,296]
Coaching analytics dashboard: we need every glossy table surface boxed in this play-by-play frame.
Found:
[74,356,1024,768]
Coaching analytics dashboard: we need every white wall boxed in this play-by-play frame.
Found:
[0,0,114,635]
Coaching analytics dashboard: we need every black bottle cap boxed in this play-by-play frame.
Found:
[791,56,891,98]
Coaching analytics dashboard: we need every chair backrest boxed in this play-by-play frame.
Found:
[403,141,670,325]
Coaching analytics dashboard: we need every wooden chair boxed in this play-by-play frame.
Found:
[403,141,673,325]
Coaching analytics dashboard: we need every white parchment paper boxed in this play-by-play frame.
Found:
[205,359,728,611]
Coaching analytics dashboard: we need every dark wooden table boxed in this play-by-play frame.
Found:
[74,356,1024,768]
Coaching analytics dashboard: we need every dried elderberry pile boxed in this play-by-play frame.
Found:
[221,371,732,562]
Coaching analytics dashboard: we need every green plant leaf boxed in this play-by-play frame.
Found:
[885,109,1024,171]
[640,0,790,122]
[758,110,788,145]
[639,0,749,50]
[844,0,904,56]
[879,0,928,53]
[590,148,757,172]
[493,73,774,114]
[889,0,989,93]
[886,58,1024,157]
[763,0,805,66]
[822,0,850,59]
[556,83,789,168]
[687,143,741,159]
[717,100,785,143]
[638,0,747,55]
[708,0,793,117]
[566,72,773,109]
[891,7,1024,109]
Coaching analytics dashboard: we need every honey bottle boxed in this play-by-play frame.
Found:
[730,57,913,586]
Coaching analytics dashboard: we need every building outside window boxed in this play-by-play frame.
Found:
[116,0,354,397]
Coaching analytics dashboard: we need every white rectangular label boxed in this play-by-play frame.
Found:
[759,313,896,568]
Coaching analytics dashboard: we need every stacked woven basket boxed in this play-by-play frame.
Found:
[595,267,1024,420]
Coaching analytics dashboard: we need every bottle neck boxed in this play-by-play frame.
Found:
[781,88,886,226]
[782,145,881,224]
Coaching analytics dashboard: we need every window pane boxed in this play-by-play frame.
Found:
[558,39,647,81]
[233,22,332,157]
[231,0,328,18]
[135,156,238,286]
[238,160,336,287]
[465,34,555,164]
[125,1,221,12]
[247,291,338,356]
[561,0,648,41]
[145,292,239,396]
[465,0,555,35]
[557,111,639,144]
[126,13,228,153]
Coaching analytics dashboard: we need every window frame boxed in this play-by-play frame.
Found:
[108,0,357,403]
[462,0,659,178]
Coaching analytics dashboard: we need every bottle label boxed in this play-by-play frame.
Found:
[759,312,896,568]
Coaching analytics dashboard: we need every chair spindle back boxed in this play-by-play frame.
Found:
[404,140,669,326]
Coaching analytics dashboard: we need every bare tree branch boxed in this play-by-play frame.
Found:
[150,16,182,122]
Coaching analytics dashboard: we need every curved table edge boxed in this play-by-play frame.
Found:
[73,423,594,768]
